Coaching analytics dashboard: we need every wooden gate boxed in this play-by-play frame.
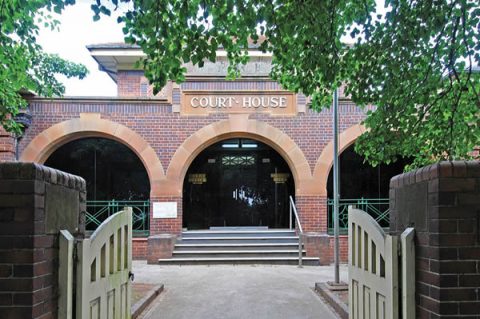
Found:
[59,207,133,319]
[348,207,415,319]
[77,207,133,319]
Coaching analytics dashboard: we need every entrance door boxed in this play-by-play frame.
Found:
[183,138,294,229]
[219,156,267,227]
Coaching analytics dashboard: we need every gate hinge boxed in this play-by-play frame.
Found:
[397,240,402,256]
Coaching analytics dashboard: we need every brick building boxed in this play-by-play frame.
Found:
[0,44,399,261]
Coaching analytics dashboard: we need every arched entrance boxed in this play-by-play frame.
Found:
[45,137,150,201]
[326,143,409,229]
[183,138,294,229]
[326,143,408,199]
[44,137,151,235]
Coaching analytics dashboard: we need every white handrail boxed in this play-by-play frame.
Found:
[289,196,303,233]
[289,196,303,267]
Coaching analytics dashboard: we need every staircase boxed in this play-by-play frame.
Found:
[157,227,319,265]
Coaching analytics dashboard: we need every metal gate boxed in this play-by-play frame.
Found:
[59,207,133,319]
[348,207,414,319]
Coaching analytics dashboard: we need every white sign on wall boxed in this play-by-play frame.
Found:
[152,202,177,219]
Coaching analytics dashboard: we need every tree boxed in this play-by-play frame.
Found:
[94,0,480,168]
[3,0,479,168]
[0,0,88,133]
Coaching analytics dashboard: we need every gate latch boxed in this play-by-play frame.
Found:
[128,271,135,282]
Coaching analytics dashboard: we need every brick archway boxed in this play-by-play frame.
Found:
[312,124,366,195]
[160,115,313,197]
[20,113,165,195]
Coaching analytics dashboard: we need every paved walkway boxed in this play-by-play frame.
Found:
[133,261,348,319]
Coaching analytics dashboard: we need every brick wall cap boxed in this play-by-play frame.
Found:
[302,232,330,238]
[28,97,170,105]
[390,161,480,188]
[148,234,177,239]
[0,162,86,191]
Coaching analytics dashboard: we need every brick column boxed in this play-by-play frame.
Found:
[0,127,15,162]
[149,196,183,235]
[295,195,327,232]
[390,161,480,318]
[0,163,85,319]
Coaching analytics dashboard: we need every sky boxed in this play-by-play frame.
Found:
[37,0,127,97]
[37,0,388,97]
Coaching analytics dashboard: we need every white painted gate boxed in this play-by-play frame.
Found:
[348,207,415,319]
[59,207,133,319]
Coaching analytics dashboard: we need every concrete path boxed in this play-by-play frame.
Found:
[133,261,348,319]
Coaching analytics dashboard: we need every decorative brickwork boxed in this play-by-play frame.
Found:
[0,163,85,319]
[390,161,480,318]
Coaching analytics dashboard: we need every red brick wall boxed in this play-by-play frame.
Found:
[19,100,367,180]
[328,235,349,263]
[0,127,15,162]
[390,161,480,318]
[117,71,145,97]
[295,195,327,232]
[302,234,348,265]
[132,238,147,260]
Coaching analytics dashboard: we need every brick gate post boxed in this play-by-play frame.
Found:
[389,161,480,318]
[0,163,85,319]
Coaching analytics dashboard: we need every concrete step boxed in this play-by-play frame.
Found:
[179,237,299,244]
[175,243,300,251]
[158,256,319,265]
[181,230,296,238]
[173,250,306,258]
[209,226,269,230]
[161,228,315,266]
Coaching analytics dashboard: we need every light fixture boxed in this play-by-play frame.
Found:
[222,143,239,148]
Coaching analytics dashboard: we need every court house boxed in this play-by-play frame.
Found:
[0,43,407,262]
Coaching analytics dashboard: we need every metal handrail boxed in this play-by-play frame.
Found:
[289,196,303,267]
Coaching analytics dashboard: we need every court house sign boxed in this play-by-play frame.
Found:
[180,91,297,115]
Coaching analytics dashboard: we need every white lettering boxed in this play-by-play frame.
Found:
[243,97,252,108]
[191,95,289,110]
[218,97,226,108]
[261,97,269,108]
[270,97,279,108]
[251,97,261,108]
[199,97,209,108]
[191,97,200,108]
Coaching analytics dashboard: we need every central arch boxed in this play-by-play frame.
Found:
[163,116,313,196]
